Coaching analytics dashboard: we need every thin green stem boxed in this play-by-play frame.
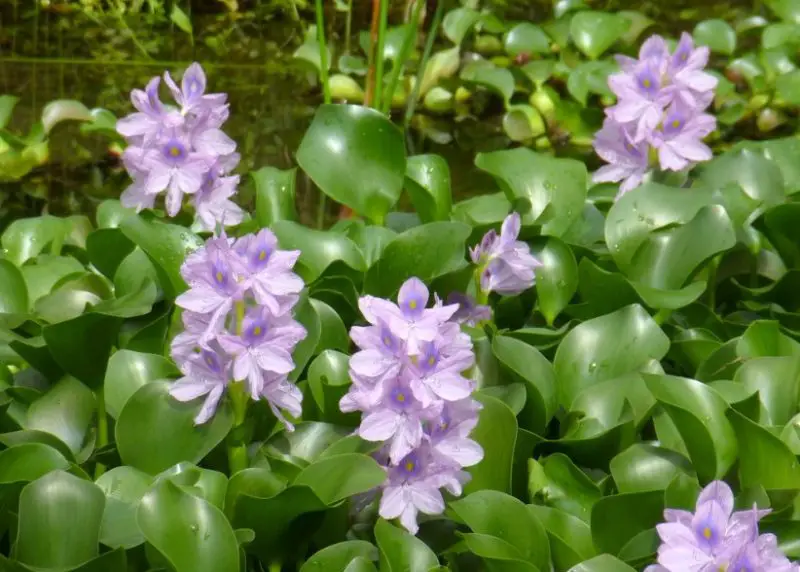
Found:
[344,0,353,54]
[382,0,424,114]
[95,387,108,479]
[315,0,331,105]
[404,0,445,128]
[653,309,672,326]
[372,0,389,110]
[227,301,250,475]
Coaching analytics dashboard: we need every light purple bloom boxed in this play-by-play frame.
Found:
[471,213,542,296]
[648,480,798,572]
[117,62,242,229]
[169,349,230,424]
[446,292,492,327]
[594,33,717,197]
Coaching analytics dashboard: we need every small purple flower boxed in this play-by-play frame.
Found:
[592,118,650,196]
[471,213,542,296]
[193,173,245,232]
[668,33,718,109]
[164,62,227,116]
[607,59,671,143]
[169,349,230,424]
[260,372,304,431]
[426,399,483,468]
[446,292,492,327]
[651,103,715,172]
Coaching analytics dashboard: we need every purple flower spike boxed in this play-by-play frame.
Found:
[650,480,799,571]
[593,33,717,197]
[169,229,307,427]
[471,213,542,296]
[117,62,241,229]
[340,276,483,534]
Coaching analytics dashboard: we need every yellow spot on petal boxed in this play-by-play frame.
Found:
[642,79,652,88]
[404,461,415,472]
[671,119,681,128]
[703,527,712,539]
[427,356,436,366]
[169,146,181,157]
[409,300,417,310]
[215,271,224,283]
[396,392,406,403]
[383,337,392,346]
[252,326,262,337]
[258,250,267,261]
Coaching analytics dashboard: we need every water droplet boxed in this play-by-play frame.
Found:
[190,524,199,533]
[588,362,598,373]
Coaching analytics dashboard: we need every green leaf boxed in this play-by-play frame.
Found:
[0,442,70,484]
[693,19,736,55]
[504,23,551,56]
[42,313,121,389]
[566,61,615,106]
[374,519,438,572]
[460,533,540,571]
[590,490,663,555]
[419,46,461,96]
[119,215,203,299]
[529,505,594,570]
[272,220,365,283]
[491,335,556,434]
[776,70,800,105]
[727,408,800,495]
[0,259,28,317]
[763,23,800,49]
[253,166,297,227]
[404,155,452,223]
[570,11,630,59]
[21,254,86,304]
[104,350,179,419]
[0,94,19,128]
[116,380,233,474]
[294,26,332,73]
[15,470,106,570]
[521,61,555,86]
[24,376,95,455]
[568,554,636,572]
[644,374,737,481]
[293,453,386,504]
[475,148,587,236]
[443,7,480,44]
[299,541,378,572]
[502,105,547,142]
[41,99,92,133]
[531,454,601,522]
[554,304,669,408]
[734,356,800,426]
[1,215,70,266]
[533,237,578,325]
[465,393,517,494]
[460,60,515,104]
[137,479,239,572]
[365,221,470,296]
[95,465,154,549]
[169,4,193,34]
[450,491,550,571]
[345,222,397,269]
[297,104,406,223]
[765,0,800,24]
[307,350,357,425]
[610,443,693,493]
[451,193,511,228]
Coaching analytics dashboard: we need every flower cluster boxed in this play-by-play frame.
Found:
[646,480,798,571]
[470,213,542,297]
[593,33,718,196]
[169,229,306,426]
[117,62,244,230]
[340,278,483,534]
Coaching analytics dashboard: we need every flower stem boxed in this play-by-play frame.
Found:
[403,0,445,129]
[372,0,390,110]
[227,301,250,475]
[314,0,331,105]
[381,0,424,114]
[94,387,108,479]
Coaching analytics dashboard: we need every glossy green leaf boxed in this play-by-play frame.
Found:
[297,104,406,223]
[568,554,637,572]
[529,505,594,569]
[293,453,386,504]
[610,444,693,493]
[570,11,630,59]
[307,350,356,425]
[119,215,203,299]
[0,442,70,484]
[567,61,615,106]
[451,193,511,228]
[104,350,179,419]
[365,221,470,296]
[404,155,452,223]
[443,7,480,44]
[450,490,550,571]
[693,19,736,55]
[460,534,540,571]
[272,220,366,283]
[644,374,737,481]
[531,454,601,523]
[24,376,95,455]
[253,166,297,227]
[0,259,28,318]
[504,23,551,56]
[2,215,70,266]
[491,335,556,433]
[41,99,92,133]
[419,47,461,96]
[590,490,663,555]
[138,479,239,572]
[765,0,800,24]
[299,541,378,572]
[554,304,669,408]
[533,237,578,325]
[734,356,800,426]
[465,393,517,494]
[95,465,154,549]
[116,380,233,474]
[374,518,438,572]
[0,94,19,128]
[15,470,106,569]
[21,254,85,304]
[460,60,515,104]
[476,148,587,236]
[502,105,547,142]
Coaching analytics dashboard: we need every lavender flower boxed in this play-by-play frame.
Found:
[169,228,306,426]
[470,213,542,296]
[646,480,798,571]
[340,277,483,534]
[117,62,244,230]
[446,292,492,327]
[593,32,718,198]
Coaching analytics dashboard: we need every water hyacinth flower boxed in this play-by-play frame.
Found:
[341,277,484,534]
[646,480,799,571]
[117,62,244,230]
[593,32,718,198]
[169,228,306,426]
[470,212,542,296]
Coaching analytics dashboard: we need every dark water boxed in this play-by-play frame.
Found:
[0,0,757,224]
